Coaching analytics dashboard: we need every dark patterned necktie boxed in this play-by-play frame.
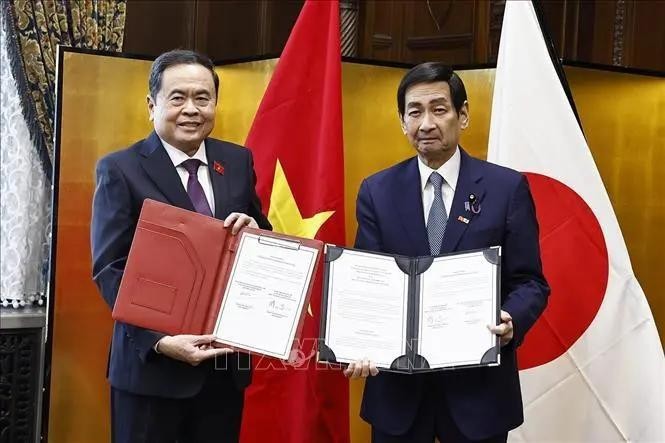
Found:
[427,171,448,255]
[181,159,213,217]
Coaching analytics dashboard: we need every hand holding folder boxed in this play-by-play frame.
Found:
[112,199,323,362]
[154,334,234,366]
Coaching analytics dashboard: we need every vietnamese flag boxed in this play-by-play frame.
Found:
[240,1,349,442]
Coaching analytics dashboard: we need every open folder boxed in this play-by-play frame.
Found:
[318,246,501,373]
[112,199,323,362]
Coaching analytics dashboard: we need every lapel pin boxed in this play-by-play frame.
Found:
[213,161,224,175]
[466,193,481,214]
[457,215,470,224]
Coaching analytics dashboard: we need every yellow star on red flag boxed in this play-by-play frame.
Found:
[268,159,334,239]
[268,159,334,315]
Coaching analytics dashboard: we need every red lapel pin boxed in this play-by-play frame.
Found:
[213,161,224,175]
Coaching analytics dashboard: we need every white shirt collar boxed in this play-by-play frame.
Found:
[417,146,461,192]
[160,138,208,167]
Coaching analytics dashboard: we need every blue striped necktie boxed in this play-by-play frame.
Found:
[427,171,448,255]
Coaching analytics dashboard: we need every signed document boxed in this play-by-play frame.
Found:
[320,249,409,368]
[113,199,322,362]
[319,246,500,373]
[214,233,319,361]
[417,250,499,369]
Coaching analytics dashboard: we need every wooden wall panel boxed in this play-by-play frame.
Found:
[401,0,474,64]
[562,0,581,59]
[551,1,617,65]
[623,0,665,71]
[122,0,665,71]
[539,0,567,56]
[360,1,404,61]
[123,0,196,56]
[123,0,302,60]
[262,1,306,54]
[359,0,489,65]
[472,0,490,63]
[488,0,505,63]
[536,0,665,72]
[201,1,263,60]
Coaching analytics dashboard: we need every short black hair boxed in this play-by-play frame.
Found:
[397,62,467,117]
[148,49,219,99]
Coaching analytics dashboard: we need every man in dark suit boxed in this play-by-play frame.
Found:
[91,49,271,443]
[344,63,550,442]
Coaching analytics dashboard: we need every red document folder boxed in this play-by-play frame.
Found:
[112,199,322,358]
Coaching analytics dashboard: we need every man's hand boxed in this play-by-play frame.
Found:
[488,310,514,346]
[343,358,379,379]
[224,212,258,235]
[155,334,233,366]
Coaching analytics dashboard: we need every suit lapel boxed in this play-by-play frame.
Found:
[441,148,485,253]
[393,157,430,256]
[205,139,230,220]
[138,132,195,212]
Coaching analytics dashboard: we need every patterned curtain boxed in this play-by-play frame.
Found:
[0,1,126,308]
[2,0,127,179]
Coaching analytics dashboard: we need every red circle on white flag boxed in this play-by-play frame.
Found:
[517,173,608,370]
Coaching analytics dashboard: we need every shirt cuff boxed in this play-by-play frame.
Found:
[153,338,163,354]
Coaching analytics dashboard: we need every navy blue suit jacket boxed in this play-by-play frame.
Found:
[91,132,271,398]
[355,149,549,439]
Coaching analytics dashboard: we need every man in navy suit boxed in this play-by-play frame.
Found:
[91,50,271,443]
[344,63,549,442]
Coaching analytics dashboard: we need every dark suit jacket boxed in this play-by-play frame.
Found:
[355,149,549,440]
[91,131,271,398]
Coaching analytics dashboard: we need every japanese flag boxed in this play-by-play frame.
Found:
[488,1,665,441]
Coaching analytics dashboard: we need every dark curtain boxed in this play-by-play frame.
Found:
[1,0,127,180]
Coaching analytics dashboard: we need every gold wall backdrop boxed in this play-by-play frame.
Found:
[50,51,664,442]
[564,66,665,343]
[50,53,152,441]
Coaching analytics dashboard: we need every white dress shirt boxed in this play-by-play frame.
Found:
[160,139,216,215]
[417,146,461,226]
